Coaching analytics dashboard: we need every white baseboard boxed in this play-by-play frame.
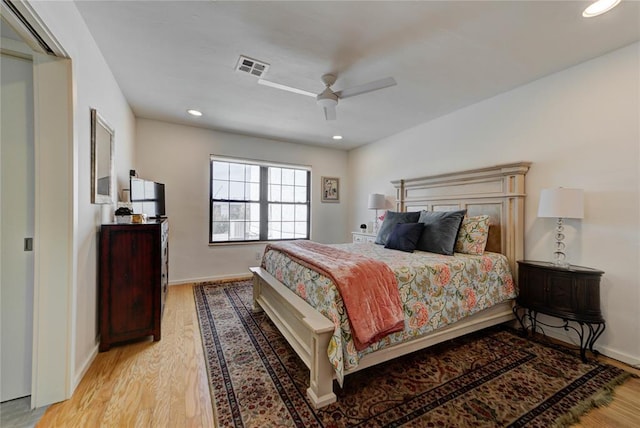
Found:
[72,343,99,393]
[169,273,252,286]
[543,329,640,367]
[597,345,640,367]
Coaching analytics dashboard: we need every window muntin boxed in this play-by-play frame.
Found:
[210,158,310,243]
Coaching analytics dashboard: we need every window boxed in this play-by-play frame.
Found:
[210,157,310,243]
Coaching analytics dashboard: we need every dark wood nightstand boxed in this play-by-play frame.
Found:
[513,260,605,362]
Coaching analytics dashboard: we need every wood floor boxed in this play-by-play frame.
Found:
[37,283,639,427]
[37,283,216,427]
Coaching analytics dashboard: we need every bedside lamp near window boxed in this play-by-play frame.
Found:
[368,193,386,233]
[537,188,584,267]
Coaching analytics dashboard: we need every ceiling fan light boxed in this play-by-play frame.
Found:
[583,0,621,17]
[317,97,337,108]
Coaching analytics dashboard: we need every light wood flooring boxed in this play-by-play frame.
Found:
[37,283,639,427]
[37,283,215,427]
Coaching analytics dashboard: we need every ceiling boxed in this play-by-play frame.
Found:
[74,1,640,150]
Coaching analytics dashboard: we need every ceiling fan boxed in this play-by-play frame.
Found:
[257,73,397,120]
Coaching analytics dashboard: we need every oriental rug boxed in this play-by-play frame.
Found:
[194,280,632,428]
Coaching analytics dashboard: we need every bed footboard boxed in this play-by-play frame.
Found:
[250,268,516,409]
[250,266,337,408]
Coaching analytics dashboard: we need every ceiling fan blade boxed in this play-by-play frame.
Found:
[323,105,337,121]
[335,77,397,99]
[257,79,316,97]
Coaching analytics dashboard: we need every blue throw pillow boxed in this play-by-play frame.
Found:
[385,222,425,253]
[416,209,467,255]
[374,211,421,245]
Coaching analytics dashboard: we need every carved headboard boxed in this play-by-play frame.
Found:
[391,162,530,276]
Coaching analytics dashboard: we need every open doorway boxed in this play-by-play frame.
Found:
[0,15,41,425]
[0,1,74,414]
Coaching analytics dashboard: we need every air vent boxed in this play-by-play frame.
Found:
[235,55,269,78]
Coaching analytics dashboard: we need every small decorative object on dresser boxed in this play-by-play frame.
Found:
[513,260,605,362]
[114,206,133,224]
[352,231,376,243]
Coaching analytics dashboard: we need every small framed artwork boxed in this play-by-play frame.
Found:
[321,176,340,203]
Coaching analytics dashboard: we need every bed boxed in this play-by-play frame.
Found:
[250,162,530,408]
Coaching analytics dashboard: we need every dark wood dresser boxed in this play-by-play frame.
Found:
[99,219,169,351]
[514,260,605,361]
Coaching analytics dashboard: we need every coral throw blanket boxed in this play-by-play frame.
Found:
[265,240,404,350]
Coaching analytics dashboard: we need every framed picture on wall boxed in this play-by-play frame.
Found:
[321,176,340,203]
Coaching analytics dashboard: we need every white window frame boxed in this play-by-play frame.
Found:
[209,156,311,244]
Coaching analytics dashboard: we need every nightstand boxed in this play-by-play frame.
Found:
[352,231,377,243]
[513,260,605,362]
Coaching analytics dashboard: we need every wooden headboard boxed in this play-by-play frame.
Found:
[391,162,530,276]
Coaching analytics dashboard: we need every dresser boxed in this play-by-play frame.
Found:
[99,219,169,351]
[352,231,377,243]
[514,260,605,361]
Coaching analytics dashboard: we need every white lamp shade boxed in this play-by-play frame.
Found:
[367,193,386,210]
[538,188,584,219]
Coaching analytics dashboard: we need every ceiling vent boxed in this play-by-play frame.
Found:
[235,55,269,77]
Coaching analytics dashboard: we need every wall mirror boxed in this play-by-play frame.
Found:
[91,108,115,204]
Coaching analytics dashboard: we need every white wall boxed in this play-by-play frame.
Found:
[349,43,640,366]
[28,1,136,393]
[135,119,349,283]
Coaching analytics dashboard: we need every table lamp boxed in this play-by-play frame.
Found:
[537,188,584,267]
[367,193,386,233]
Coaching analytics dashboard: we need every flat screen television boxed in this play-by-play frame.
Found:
[130,177,166,218]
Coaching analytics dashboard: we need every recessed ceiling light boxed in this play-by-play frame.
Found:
[187,109,203,117]
[332,135,343,140]
[583,0,621,17]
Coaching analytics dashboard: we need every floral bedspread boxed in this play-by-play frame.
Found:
[261,242,516,384]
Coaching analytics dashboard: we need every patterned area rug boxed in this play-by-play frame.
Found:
[194,280,632,428]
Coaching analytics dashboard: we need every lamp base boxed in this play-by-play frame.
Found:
[552,259,570,268]
[373,209,380,233]
[551,217,569,267]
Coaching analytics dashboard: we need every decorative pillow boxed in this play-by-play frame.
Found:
[455,215,491,255]
[374,211,421,245]
[416,209,467,255]
[384,223,425,253]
